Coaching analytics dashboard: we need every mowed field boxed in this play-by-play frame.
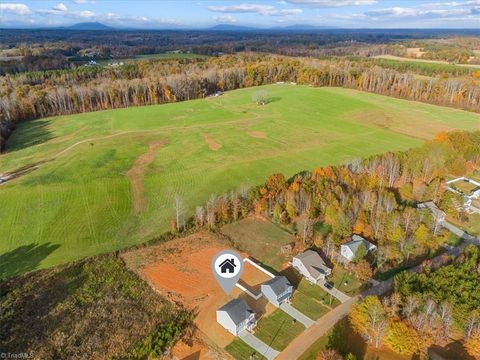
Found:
[1,84,480,278]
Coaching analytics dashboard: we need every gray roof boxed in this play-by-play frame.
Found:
[218,298,253,325]
[262,276,291,296]
[343,235,376,253]
[294,250,331,279]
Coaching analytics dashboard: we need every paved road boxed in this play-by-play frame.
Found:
[239,331,279,360]
[317,282,351,303]
[280,303,316,328]
[276,279,389,360]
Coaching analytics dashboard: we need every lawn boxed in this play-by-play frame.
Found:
[221,217,295,271]
[291,291,331,320]
[330,266,364,296]
[1,84,479,278]
[285,274,340,319]
[225,338,267,360]
[254,309,305,351]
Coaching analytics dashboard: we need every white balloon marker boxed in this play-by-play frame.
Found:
[211,249,244,294]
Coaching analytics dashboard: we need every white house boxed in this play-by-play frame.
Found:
[292,250,331,284]
[340,235,377,262]
[445,177,480,214]
[216,298,256,336]
[261,276,293,307]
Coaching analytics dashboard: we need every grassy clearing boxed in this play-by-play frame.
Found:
[254,309,305,351]
[221,218,294,271]
[373,54,480,69]
[330,266,364,296]
[225,338,267,360]
[98,52,209,65]
[1,84,479,278]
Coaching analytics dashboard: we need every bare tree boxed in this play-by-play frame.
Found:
[465,312,479,339]
[252,90,268,105]
[297,212,314,245]
[206,194,217,228]
[366,303,389,348]
[174,194,185,232]
[195,206,205,228]
[438,302,453,342]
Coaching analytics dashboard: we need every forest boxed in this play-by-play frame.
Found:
[347,245,480,358]
[1,53,479,151]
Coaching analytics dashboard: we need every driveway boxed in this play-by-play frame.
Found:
[276,295,359,360]
[279,303,315,328]
[317,282,351,303]
[239,331,279,360]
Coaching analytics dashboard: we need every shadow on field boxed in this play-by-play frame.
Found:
[6,119,53,152]
[0,242,60,279]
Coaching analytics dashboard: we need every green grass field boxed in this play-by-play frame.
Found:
[98,52,209,65]
[225,338,267,360]
[221,218,295,271]
[254,309,305,351]
[1,84,479,278]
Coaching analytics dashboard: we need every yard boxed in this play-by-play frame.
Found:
[279,267,340,319]
[254,309,305,351]
[225,338,267,360]
[330,266,364,296]
[221,217,295,271]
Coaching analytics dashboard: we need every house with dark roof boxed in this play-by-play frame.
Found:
[261,276,293,307]
[292,250,331,284]
[216,298,256,336]
[340,235,377,262]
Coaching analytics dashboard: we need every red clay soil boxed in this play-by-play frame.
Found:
[122,232,276,358]
[125,140,166,214]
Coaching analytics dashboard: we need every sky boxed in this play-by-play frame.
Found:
[0,0,479,29]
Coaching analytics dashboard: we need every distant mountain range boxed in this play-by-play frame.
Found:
[50,22,340,32]
[66,22,115,30]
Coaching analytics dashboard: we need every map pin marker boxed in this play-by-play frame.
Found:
[212,249,244,294]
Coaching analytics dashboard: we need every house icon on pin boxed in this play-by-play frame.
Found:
[219,258,236,274]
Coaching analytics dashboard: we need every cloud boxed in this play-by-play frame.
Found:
[365,5,478,18]
[213,14,237,23]
[268,8,303,15]
[208,3,274,14]
[208,3,302,16]
[53,3,68,12]
[283,0,377,7]
[0,3,30,15]
[365,7,417,17]
[71,0,96,4]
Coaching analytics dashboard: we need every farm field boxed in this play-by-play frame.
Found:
[98,52,209,65]
[1,84,480,278]
[373,54,480,68]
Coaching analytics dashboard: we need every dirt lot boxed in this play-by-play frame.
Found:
[122,231,276,359]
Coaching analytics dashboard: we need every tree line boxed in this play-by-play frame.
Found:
[349,245,480,358]
[1,54,479,151]
[171,131,479,282]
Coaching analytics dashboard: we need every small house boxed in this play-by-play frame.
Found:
[340,235,377,262]
[216,298,256,336]
[292,250,331,284]
[261,276,293,307]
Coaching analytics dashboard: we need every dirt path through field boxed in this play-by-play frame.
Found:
[126,140,166,214]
